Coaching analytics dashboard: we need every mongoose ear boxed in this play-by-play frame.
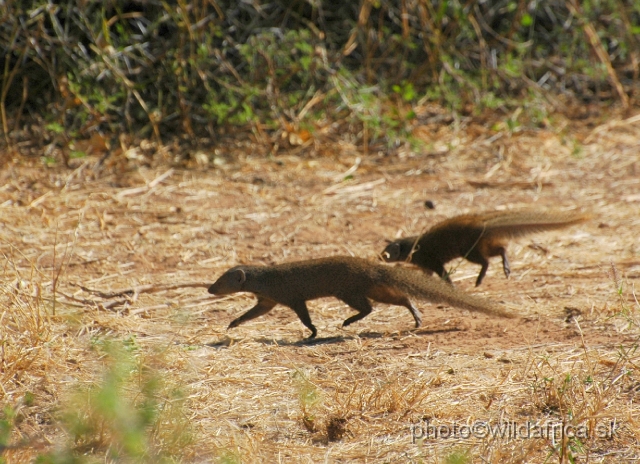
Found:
[234,269,246,285]
[382,242,400,261]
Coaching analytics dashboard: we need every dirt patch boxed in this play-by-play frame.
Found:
[1,117,639,461]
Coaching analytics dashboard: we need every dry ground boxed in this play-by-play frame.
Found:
[1,112,640,462]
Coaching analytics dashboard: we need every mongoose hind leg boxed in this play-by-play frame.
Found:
[228,297,277,330]
[499,247,511,278]
[339,295,374,328]
[367,285,422,328]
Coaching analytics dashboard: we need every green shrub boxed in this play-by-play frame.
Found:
[1,0,637,156]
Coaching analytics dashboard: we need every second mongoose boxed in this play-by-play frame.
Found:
[208,256,515,339]
[382,210,590,287]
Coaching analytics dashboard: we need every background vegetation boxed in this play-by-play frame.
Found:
[1,0,639,159]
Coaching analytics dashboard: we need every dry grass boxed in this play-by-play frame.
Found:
[1,111,640,462]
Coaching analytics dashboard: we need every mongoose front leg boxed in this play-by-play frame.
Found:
[499,247,511,278]
[228,297,277,330]
[367,285,422,328]
[427,262,453,285]
[287,301,318,339]
[475,259,490,287]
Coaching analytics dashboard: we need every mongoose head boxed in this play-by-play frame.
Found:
[382,241,419,263]
[381,241,400,261]
[208,267,246,295]
[382,240,413,263]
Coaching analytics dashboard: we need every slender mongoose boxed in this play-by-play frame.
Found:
[208,256,514,339]
[382,210,590,286]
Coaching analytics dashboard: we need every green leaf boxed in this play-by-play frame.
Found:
[300,56,312,71]
[69,151,87,160]
[45,122,65,134]
[295,41,313,55]
[402,83,416,101]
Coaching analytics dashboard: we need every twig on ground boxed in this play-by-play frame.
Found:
[73,281,211,299]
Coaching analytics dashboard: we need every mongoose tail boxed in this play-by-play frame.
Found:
[382,266,515,319]
[478,211,592,240]
[208,257,514,339]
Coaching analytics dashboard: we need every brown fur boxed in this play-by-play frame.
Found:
[208,256,514,339]
[382,210,590,286]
